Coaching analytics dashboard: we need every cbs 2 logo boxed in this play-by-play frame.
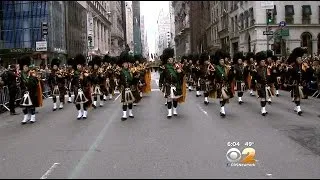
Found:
[226,148,256,164]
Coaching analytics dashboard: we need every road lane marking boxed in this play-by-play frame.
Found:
[40,163,60,179]
[113,93,121,102]
[151,89,160,91]
[197,104,208,116]
[68,108,120,179]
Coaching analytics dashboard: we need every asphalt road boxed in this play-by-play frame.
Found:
[0,72,320,179]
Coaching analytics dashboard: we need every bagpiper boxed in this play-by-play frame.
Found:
[159,48,186,118]
[285,47,308,115]
[200,53,214,105]
[66,58,74,103]
[213,50,234,117]
[245,52,257,96]
[48,58,66,111]
[19,56,43,124]
[119,51,137,120]
[231,52,248,104]
[72,54,92,120]
[254,51,272,116]
[91,56,104,108]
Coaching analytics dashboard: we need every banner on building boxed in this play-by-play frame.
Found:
[87,13,94,48]
[36,41,47,52]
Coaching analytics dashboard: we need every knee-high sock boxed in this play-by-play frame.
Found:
[173,100,178,108]
[167,101,173,109]
[53,96,57,103]
[260,101,266,107]
[128,103,133,109]
[220,100,226,107]
[123,104,128,111]
[76,104,81,110]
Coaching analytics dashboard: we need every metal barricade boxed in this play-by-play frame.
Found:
[0,86,10,111]
[0,79,51,113]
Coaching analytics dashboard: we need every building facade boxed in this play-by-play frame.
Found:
[141,15,145,57]
[132,1,142,55]
[169,2,176,56]
[125,1,134,52]
[0,1,67,65]
[86,1,112,57]
[172,1,191,58]
[65,1,87,58]
[226,1,320,56]
[156,9,171,56]
[110,1,126,57]
[189,1,211,54]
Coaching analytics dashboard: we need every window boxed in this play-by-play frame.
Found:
[302,5,311,24]
[249,7,254,26]
[285,5,294,24]
[319,6,320,24]
[240,13,244,30]
[244,11,249,28]
[235,15,238,32]
[231,17,234,32]
[272,5,277,24]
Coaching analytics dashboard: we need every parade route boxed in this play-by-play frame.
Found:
[0,72,320,178]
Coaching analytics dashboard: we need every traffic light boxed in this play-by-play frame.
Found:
[266,11,272,24]
[41,22,48,39]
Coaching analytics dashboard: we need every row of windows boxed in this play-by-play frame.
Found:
[1,16,47,30]
[1,29,42,42]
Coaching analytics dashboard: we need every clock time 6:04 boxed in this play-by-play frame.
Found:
[227,142,240,147]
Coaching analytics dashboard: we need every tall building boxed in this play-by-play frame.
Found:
[189,1,211,54]
[169,2,176,55]
[65,1,87,58]
[110,1,126,56]
[217,1,320,56]
[0,1,67,65]
[172,1,191,57]
[141,15,145,57]
[86,1,112,58]
[156,9,171,56]
[132,1,142,55]
[125,1,134,52]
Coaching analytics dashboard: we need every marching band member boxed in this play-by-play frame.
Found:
[103,55,114,100]
[200,53,213,105]
[194,54,202,97]
[119,51,136,121]
[213,51,234,117]
[159,56,168,106]
[271,58,283,97]
[285,47,308,115]
[246,53,257,96]
[159,48,186,118]
[254,51,271,116]
[48,58,66,111]
[231,52,248,104]
[72,54,92,120]
[266,54,276,104]
[91,56,104,108]
[66,58,74,103]
[19,56,43,124]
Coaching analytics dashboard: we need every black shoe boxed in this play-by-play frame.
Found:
[196,95,200,97]
[68,101,72,103]
[10,112,18,115]
[165,103,167,106]
[262,112,266,116]
[220,112,226,117]
[167,115,172,119]
[268,101,272,104]
[204,101,209,105]
[53,108,57,111]
[77,117,82,120]
[21,122,27,125]
[276,94,279,97]
[129,115,134,118]
[83,116,87,119]
[121,117,127,121]
[298,111,302,116]
[189,89,192,92]
[238,101,243,105]
[92,105,97,109]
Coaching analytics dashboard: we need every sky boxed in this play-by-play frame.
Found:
[140,1,170,54]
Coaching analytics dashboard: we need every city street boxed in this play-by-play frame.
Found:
[0,72,320,179]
